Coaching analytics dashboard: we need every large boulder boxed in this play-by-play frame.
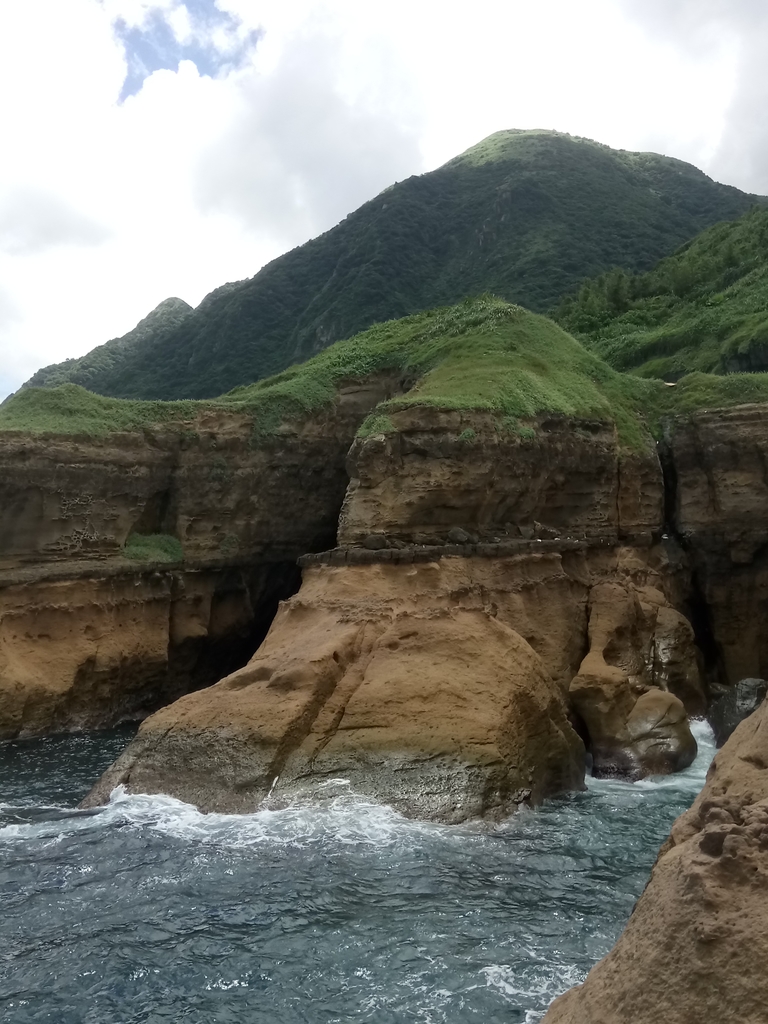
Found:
[83,559,586,821]
[542,697,768,1024]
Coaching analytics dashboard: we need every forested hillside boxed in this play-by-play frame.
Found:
[556,205,768,379]
[23,129,761,400]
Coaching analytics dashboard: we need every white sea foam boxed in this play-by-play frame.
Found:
[0,782,456,848]
[1,720,718,850]
[586,717,716,797]
[482,962,587,1021]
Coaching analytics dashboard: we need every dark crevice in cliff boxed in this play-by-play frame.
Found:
[169,562,303,702]
[130,486,178,537]
[98,562,305,730]
[657,437,723,696]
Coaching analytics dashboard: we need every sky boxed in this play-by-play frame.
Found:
[0,0,767,400]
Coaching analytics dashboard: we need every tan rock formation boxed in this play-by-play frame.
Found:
[542,698,768,1024]
[0,377,397,736]
[569,578,701,776]
[84,546,702,815]
[339,408,664,547]
[83,557,587,818]
[0,561,297,738]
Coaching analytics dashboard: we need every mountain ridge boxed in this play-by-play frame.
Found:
[21,129,764,401]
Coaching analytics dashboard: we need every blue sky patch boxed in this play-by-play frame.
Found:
[114,1,259,102]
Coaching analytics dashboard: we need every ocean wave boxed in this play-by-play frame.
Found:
[0,720,717,850]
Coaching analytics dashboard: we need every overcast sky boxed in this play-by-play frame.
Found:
[0,0,766,399]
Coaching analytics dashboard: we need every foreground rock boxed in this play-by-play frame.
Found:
[542,698,768,1024]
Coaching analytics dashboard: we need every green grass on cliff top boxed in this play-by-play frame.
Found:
[5,296,768,450]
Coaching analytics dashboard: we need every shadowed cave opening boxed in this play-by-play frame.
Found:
[57,561,305,735]
[166,561,304,701]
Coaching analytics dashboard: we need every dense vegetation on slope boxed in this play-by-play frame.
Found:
[25,298,193,392]
[556,206,768,379]
[23,130,760,401]
[8,298,768,454]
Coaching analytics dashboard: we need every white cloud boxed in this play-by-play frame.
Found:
[0,0,765,400]
[619,0,768,193]
[0,189,111,256]
[195,29,422,246]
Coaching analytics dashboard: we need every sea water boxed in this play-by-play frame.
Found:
[0,721,715,1023]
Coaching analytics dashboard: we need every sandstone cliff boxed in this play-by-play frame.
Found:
[82,403,709,815]
[7,300,768,816]
[665,403,768,686]
[339,408,662,547]
[0,561,297,739]
[0,375,399,568]
[82,542,703,816]
[0,375,400,737]
[542,697,768,1024]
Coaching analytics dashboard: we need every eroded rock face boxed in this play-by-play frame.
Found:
[668,404,768,686]
[709,677,768,747]
[569,578,701,777]
[542,698,768,1024]
[83,546,703,815]
[339,409,664,548]
[0,562,298,738]
[83,557,588,819]
[0,376,400,569]
[0,378,397,736]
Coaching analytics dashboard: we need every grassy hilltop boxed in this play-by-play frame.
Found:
[557,205,768,379]
[7,298,768,454]
[23,130,760,402]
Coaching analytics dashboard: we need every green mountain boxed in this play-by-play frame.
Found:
[25,297,193,391]
[556,205,768,379]
[22,129,762,401]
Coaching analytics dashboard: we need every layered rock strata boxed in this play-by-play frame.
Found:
[0,375,399,568]
[666,404,768,686]
[542,697,768,1024]
[11,396,768,806]
[339,409,663,547]
[0,560,298,738]
[0,377,399,736]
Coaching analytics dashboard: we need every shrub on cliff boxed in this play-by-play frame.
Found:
[123,533,183,563]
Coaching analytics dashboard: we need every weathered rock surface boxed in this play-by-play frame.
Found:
[84,546,702,814]
[0,561,298,738]
[709,677,768,747]
[667,404,768,686]
[0,377,398,736]
[569,578,701,777]
[83,558,587,818]
[10,394,768,802]
[339,409,664,547]
[0,375,399,568]
[542,697,768,1024]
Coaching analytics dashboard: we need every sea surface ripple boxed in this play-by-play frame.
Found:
[0,721,715,1023]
